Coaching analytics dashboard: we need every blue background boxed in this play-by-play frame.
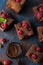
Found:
[0,0,43,65]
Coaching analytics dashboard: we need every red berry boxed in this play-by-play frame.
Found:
[16,0,21,3]
[39,7,43,12]
[1,12,7,19]
[36,47,41,52]
[22,22,28,28]
[3,60,11,65]
[17,30,23,35]
[0,38,6,43]
[31,54,37,59]
[37,12,42,19]
[1,23,8,29]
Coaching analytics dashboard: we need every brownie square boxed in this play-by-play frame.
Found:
[37,26,43,42]
[26,44,43,63]
[0,10,14,31]
[14,20,33,40]
[6,0,26,13]
[33,3,43,22]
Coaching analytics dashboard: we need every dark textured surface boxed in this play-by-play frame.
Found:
[0,0,43,65]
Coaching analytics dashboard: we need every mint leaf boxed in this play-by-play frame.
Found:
[0,16,7,23]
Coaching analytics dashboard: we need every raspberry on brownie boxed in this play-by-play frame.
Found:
[0,10,14,31]
[14,20,33,40]
[0,38,6,48]
[26,44,43,63]
[33,3,43,22]
[6,0,26,13]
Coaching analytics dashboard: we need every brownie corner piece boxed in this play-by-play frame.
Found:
[26,44,43,63]
[14,20,33,40]
[6,0,26,13]
[37,26,43,42]
[33,3,43,22]
[0,10,14,31]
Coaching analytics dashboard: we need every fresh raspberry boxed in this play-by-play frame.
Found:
[1,12,7,19]
[22,22,28,28]
[16,0,21,3]
[3,60,11,65]
[31,54,37,59]
[17,30,23,35]
[1,23,8,29]
[37,12,42,19]
[36,47,41,52]
[0,38,6,43]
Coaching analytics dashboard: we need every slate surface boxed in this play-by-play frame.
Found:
[0,0,43,65]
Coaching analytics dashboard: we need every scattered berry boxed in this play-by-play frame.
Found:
[0,38,6,43]
[37,12,42,19]
[1,12,7,19]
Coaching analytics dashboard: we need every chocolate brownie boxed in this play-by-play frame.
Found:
[26,44,43,63]
[14,20,33,40]
[0,10,14,31]
[6,42,22,58]
[37,26,43,42]
[33,3,43,22]
[6,0,26,13]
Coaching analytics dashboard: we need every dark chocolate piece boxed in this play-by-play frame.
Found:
[26,44,43,63]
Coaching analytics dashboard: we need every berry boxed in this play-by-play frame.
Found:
[37,12,42,19]
[0,38,6,43]
[17,30,23,35]
[1,23,8,29]
[39,7,43,12]
[1,12,7,19]
[3,60,11,65]
[16,0,21,3]
[36,47,41,52]
[31,54,37,59]
[22,22,28,28]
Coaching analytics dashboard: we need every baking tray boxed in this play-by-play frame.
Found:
[0,0,43,65]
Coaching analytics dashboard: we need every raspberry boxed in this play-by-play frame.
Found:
[1,23,8,29]
[17,30,23,35]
